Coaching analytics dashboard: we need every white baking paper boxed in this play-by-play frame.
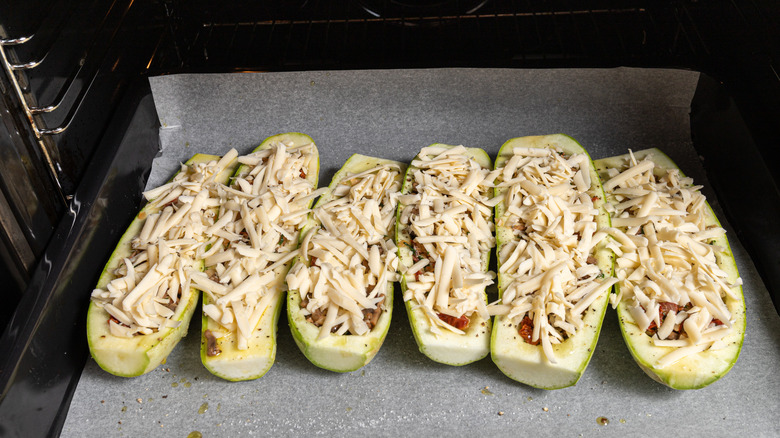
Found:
[62,68,780,437]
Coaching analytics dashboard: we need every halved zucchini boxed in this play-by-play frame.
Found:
[87,152,238,377]
[396,144,495,365]
[198,132,320,381]
[595,148,745,389]
[489,134,614,389]
[286,154,406,372]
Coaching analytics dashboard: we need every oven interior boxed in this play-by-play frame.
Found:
[0,1,777,436]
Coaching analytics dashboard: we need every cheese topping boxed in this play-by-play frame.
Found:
[490,147,616,363]
[286,164,402,339]
[399,146,497,335]
[90,151,238,337]
[197,141,320,351]
[603,151,742,369]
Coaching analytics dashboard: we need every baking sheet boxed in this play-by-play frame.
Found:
[62,68,780,437]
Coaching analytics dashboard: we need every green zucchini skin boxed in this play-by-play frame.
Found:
[489,134,614,389]
[87,154,233,377]
[200,133,320,381]
[287,154,406,372]
[396,144,493,366]
[595,148,745,390]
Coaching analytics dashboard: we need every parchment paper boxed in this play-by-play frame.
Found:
[62,68,780,437]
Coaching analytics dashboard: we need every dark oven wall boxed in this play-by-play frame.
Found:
[0,0,171,328]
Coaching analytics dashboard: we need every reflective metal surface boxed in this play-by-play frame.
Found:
[0,81,160,437]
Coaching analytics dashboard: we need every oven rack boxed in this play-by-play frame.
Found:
[161,1,693,72]
[0,0,169,300]
[0,0,169,197]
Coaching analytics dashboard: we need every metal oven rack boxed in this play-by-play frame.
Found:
[0,0,167,317]
[163,1,683,71]
[154,0,772,73]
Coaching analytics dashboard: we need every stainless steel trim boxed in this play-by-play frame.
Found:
[0,0,133,137]
[0,35,33,46]
[9,56,46,70]
[0,43,65,201]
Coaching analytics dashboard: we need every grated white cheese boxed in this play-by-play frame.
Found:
[201,141,318,351]
[604,152,741,368]
[286,163,402,340]
[489,146,615,364]
[399,146,496,335]
[91,152,238,337]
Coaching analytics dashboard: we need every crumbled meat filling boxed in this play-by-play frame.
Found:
[305,305,327,327]
[204,329,221,357]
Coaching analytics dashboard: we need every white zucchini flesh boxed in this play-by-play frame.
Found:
[595,148,745,389]
[489,134,614,389]
[200,133,320,381]
[287,154,405,372]
[87,153,237,377]
[396,144,494,366]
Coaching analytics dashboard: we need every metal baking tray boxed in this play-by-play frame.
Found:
[60,68,780,436]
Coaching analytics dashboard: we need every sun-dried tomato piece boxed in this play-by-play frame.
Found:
[518,316,540,345]
[438,313,470,330]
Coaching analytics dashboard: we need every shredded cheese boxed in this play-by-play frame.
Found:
[287,163,402,339]
[603,151,741,369]
[91,152,238,337]
[200,141,318,351]
[399,146,497,335]
[489,146,615,364]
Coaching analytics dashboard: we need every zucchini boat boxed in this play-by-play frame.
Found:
[396,144,496,365]
[595,148,745,389]
[87,151,238,377]
[286,154,405,372]
[194,133,321,381]
[489,135,616,389]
